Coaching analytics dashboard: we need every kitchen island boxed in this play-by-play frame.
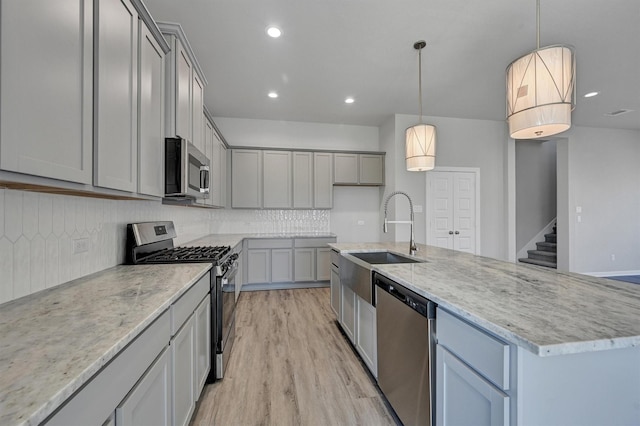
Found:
[330,242,640,426]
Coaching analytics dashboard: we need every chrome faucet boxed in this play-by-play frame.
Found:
[383,191,417,255]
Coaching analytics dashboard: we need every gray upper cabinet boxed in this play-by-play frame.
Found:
[333,153,358,184]
[1,0,93,184]
[232,149,262,208]
[314,152,333,208]
[158,23,207,148]
[334,153,384,186]
[263,150,292,208]
[359,154,384,185]
[138,22,165,197]
[94,0,139,192]
[293,152,313,209]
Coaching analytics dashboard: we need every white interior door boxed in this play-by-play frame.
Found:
[427,169,479,254]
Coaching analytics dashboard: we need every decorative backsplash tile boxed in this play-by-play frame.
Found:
[0,189,331,305]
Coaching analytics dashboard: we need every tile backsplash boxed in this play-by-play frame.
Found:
[0,189,330,305]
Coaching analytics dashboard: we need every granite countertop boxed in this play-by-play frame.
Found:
[0,263,211,426]
[330,242,640,357]
[184,232,337,248]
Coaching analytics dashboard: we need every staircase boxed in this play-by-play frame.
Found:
[519,224,557,269]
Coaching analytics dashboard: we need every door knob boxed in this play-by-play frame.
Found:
[449,231,454,235]
[454,231,460,235]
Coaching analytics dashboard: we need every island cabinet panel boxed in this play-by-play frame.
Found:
[137,23,165,197]
[356,296,377,377]
[263,150,292,208]
[341,283,356,343]
[231,149,262,208]
[116,347,171,426]
[0,0,93,184]
[314,152,333,208]
[330,260,340,317]
[293,152,313,208]
[94,0,139,192]
[436,345,509,426]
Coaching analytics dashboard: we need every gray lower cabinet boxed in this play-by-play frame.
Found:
[194,296,211,398]
[436,345,509,426]
[271,248,293,282]
[246,249,271,284]
[294,248,315,282]
[172,315,195,426]
[316,248,331,281]
[116,347,171,426]
[46,273,210,426]
[436,307,511,426]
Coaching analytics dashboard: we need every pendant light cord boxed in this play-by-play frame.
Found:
[418,46,423,123]
[536,0,540,49]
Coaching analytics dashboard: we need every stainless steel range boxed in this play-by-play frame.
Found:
[126,221,238,382]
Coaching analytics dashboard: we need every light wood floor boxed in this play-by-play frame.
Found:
[191,288,396,426]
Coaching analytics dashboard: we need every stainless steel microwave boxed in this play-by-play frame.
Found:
[165,137,210,199]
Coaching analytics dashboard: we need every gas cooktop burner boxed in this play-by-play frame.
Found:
[140,245,231,264]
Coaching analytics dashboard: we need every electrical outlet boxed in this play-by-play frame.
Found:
[73,238,90,254]
[357,220,365,226]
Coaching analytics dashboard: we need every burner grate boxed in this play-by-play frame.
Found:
[139,245,231,264]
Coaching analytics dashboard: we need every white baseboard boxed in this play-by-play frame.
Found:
[583,270,640,278]
[516,218,556,260]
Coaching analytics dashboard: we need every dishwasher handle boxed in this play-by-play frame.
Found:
[388,285,407,303]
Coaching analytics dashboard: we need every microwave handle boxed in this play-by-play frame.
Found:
[200,165,210,195]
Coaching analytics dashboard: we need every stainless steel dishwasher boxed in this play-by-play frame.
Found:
[374,272,436,426]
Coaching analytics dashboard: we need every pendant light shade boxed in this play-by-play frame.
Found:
[506,45,575,139]
[506,1,575,140]
[406,124,436,171]
[406,40,436,171]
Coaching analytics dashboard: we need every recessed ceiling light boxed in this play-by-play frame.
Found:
[268,91,278,99]
[584,91,599,98]
[345,97,355,104]
[266,26,282,38]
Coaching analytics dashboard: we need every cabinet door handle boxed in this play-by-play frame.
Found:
[454,231,460,235]
[448,231,454,235]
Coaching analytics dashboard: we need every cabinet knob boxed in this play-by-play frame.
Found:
[455,231,460,235]
[449,231,454,235]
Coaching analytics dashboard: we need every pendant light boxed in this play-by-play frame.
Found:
[406,41,436,172]
[506,0,576,139]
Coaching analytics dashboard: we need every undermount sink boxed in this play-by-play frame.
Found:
[349,251,425,265]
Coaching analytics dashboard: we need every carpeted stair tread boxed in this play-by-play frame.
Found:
[544,233,557,243]
[536,241,557,252]
[518,258,558,268]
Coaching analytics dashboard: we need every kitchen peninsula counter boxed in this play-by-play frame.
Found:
[0,263,211,426]
[330,242,640,357]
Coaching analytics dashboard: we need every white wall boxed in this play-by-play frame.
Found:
[214,117,382,243]
[516,140,557,252]
[386,114,509,260]
[557,126,640,274]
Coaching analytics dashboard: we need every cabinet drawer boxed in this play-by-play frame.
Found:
[331,250,340,267]
[247,239,292,249]
[294,237,336,248]
[437,308,510,390]
[171,272,210,336]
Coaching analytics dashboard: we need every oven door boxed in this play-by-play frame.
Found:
[216,261,237,379]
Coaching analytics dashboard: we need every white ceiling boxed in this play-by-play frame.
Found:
[144,0,640,131]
